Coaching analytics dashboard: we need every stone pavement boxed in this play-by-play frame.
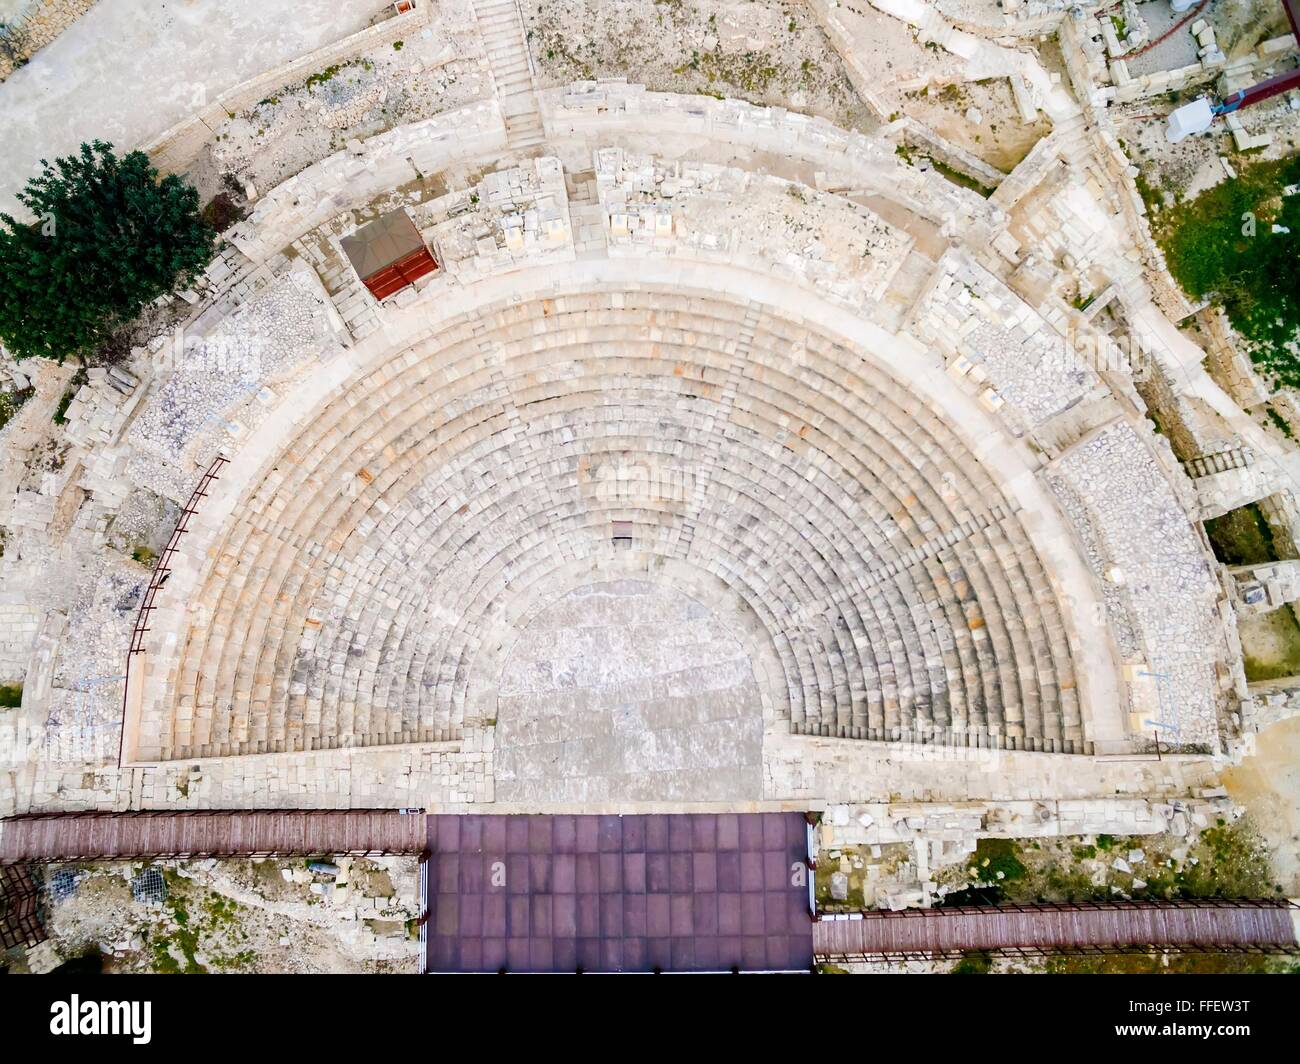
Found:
[0,0,390,214]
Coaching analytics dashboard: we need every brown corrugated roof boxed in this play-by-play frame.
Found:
[340,209,427,279]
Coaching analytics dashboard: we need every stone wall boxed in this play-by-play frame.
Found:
[1258,490,1300,561]
[820,793,1232,850]
[1240,679,1300,736]
[0,0,97,81]
[1198,306,1271,411]
[544,80,1002,243]
[1056,15,1195,323]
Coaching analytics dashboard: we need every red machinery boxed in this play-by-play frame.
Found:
[1214,0,1300,114]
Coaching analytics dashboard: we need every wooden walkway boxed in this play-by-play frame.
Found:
[0,810,427,863]
[814,901,1300,958]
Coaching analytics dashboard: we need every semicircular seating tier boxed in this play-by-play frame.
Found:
[146,284,1089,762]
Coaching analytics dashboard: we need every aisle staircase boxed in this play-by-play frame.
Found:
[474,0,545,150]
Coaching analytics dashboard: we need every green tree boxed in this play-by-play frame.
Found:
[0,140,214,362]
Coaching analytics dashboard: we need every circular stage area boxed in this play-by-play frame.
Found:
[494,579,766,803]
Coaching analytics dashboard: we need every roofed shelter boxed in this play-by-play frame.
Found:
[340,208,439,301]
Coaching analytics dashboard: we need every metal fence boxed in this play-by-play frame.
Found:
[117,451,228,766]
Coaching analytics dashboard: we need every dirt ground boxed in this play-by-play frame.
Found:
[24,855,421,974]
[1238,604,1300,682]
[896,79,1053,171]
[1224,716,1300,894]
[521,0,875,131]
[185,4,489,207]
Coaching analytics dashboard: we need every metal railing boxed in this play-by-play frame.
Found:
[813,898,1300,960]
[815,897,1300,920]
[117,452,228,766]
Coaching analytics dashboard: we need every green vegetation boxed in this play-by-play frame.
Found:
[942,819,1278,908]
[1153,154,1300,385]
[672,49,781,94]
[951,950,993,974]
[1043,951,1291,975]
[1204,503,1279,566]
[0,387,31,431]
[130,546,157,567]
[151,892,206,974]
[1132,166,1163,216]
[393,40,404,51]
[51,367,87,425]
[968,838,1027,883]
[149,871,258,973]
[1239,604,1300,682]
[0,683,22,708]
[928,158,995,198]
[0,142,213,363]
[892,144,994,198]
[1266,405,1294,439]
[304,64,342,89]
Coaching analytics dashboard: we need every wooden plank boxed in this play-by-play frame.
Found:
[813,902,1300,957]
[0,810,428,862]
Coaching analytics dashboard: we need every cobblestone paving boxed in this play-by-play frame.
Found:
[494,580,765,803]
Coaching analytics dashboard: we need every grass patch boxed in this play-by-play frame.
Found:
[1153,154,1300,385]
[1239,604,1300,682]
[0,387,31,431]
[304,64,339,88]
[951,950,993,974]
[969,838,1027,883]
[1132,167,1163,215]
[928,158,995,199]
[0,683,22,708]
[1204,503,1279,566]
[1043,952,1288,974]
[940,819,1278,909]
[1266,405,1294,439]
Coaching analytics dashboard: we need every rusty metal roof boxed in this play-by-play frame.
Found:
[339,209,426,279]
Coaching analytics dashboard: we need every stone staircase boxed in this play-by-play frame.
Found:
[564,168,606,259]
[474,0,544,151]
[291,230,380,341]
[1183,446,1254,480]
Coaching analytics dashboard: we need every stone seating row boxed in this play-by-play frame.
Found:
[156,286,1083,758]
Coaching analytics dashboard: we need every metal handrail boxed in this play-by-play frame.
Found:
[116,453,229,766]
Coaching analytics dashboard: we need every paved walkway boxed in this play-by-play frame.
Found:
[0,0,389,215]
[0,809,427,862]
[814,901,1300,958]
